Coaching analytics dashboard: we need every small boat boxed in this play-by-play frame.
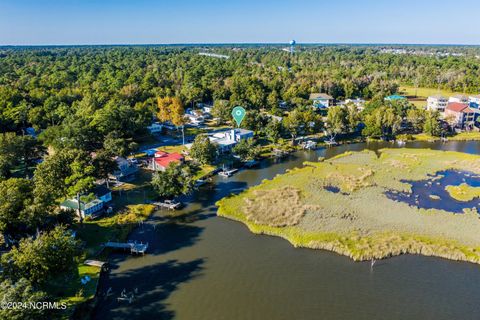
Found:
[244,160,259,168]
[303,140,317,150]
[195,179,207,188]
[219,169,238,177]
[155,199,182,210]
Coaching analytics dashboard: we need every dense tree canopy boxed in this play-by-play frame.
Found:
[1,226,80,286]
[189,134,217,165]
[151,163,195,199]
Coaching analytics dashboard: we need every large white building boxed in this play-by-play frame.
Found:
[207,129,254,153]
[427,95,448,112]
[449,95,469,104]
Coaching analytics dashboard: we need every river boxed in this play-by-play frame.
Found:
[93,141,480,320]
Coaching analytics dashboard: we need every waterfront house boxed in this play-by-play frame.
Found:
[60,184,112,218]
[206,128,254,153]
[449,95,469,104]
[110,157,138,182]
[427,95,448,112]
[60,198,104,218]
[445,102,478,129]
[310,93,334,109]
[149,151,184,171]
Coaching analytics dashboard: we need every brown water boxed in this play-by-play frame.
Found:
[93,141,480,320]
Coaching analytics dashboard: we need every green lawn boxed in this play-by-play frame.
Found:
[399,85,468,108]
[401,132,480,142]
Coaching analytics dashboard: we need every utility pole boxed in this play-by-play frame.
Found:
[182,125,185,145]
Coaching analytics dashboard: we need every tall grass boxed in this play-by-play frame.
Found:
[217,148,480,264]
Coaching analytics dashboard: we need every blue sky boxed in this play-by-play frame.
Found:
[1,0,479,45]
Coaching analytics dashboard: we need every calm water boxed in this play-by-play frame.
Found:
[93,141,480,320]
[387,170,480,214]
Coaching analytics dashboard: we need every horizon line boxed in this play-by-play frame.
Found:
[1,42,480,47]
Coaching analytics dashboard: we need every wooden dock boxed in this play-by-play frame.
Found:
[104,241,149,255]
[84,259,108,268]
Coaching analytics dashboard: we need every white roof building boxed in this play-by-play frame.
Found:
[209,129,254,153]
[449,95,468,104]
[427,95,448,112]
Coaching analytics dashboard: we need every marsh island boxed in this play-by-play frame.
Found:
[217,148,480,264]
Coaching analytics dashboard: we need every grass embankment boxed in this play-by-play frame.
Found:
[217,148,480,264]
[398,132,480,142]
[445,183,480,202]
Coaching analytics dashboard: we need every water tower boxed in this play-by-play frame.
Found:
[289,40,296,54]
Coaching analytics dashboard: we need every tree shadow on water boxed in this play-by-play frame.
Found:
[93,258,205,320]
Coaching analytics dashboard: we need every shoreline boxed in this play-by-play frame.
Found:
[216,148,480,266]
[217,209,480,265]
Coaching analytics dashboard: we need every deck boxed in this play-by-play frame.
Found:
[104,241,149,254]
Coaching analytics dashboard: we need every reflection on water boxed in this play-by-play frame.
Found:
[94,141,480,320]
[386,170,480,214]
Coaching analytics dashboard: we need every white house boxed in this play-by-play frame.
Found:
[147,122,163,134]
[345,98,366,110]
[60,199,104,218]
[60,185,112,218]
[449,95,469,104]
[207,129,254,153]
[185,113,205,125]
[110,157,138,182]
[197,103,213,114]
[427,95,448,112]
[310,93,334,109]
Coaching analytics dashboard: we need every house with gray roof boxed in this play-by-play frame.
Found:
[309,93,334,109]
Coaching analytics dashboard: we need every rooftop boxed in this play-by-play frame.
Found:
[153,152,184,168]
[428,95,447,100]
[446,102,470,113]
[93,185,111,198]
[61,198,103,211]
[309,93,333,100]
[385,95,407,101]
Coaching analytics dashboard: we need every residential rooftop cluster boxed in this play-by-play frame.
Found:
[427,94,480,129]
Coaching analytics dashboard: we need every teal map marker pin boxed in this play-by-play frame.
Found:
[232,106,246,127]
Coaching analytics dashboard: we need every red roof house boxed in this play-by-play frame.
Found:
[150,151,184,171]
[445,103,478,128]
